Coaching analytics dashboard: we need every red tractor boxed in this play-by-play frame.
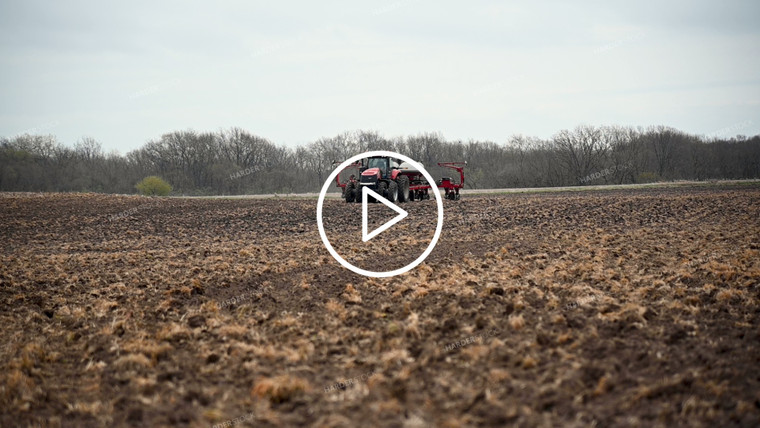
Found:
[335,156,465,202]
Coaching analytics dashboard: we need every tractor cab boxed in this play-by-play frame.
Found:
[366,157,389,179]
[361,156,401,181]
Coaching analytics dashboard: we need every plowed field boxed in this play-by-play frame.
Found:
[1,185,759,427]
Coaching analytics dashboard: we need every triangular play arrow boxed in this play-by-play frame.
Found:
[362,186,408,242]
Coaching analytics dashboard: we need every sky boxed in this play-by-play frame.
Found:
[1,0,758,153]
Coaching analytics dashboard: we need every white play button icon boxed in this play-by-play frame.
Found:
[317,150,444,278]
[362,186,408,242]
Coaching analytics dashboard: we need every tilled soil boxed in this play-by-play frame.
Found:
[1,185,759,427]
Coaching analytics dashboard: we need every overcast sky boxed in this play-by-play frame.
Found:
[1,0,758,153]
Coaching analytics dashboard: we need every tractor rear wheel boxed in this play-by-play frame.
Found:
[396,175,409,203]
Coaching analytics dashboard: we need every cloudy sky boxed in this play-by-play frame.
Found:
[1,0,758,153]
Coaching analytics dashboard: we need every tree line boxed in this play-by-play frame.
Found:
[1,125,758,195]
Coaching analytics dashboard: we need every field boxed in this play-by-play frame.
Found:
[1,184,759,427]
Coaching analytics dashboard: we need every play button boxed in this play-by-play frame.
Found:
[317,150,444,278]
[362,187,408,242]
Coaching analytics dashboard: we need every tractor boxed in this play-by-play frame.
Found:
[336,156,465,202]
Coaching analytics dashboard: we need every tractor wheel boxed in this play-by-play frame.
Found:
[396,175,410,203]
[387,180,398,203]
[375,182,387,202]
[345,182,356,203]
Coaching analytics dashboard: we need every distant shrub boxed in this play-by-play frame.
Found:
[136,176,172,196]
[637,171,659,183]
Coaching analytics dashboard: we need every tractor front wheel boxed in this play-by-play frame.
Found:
[375,182,387,202]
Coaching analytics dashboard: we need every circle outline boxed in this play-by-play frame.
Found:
[317,150,444,278]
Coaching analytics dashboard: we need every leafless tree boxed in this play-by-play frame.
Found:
[553,125,610,184]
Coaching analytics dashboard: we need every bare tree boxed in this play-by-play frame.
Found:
[647,125,679,179]
[553,125,610,184]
